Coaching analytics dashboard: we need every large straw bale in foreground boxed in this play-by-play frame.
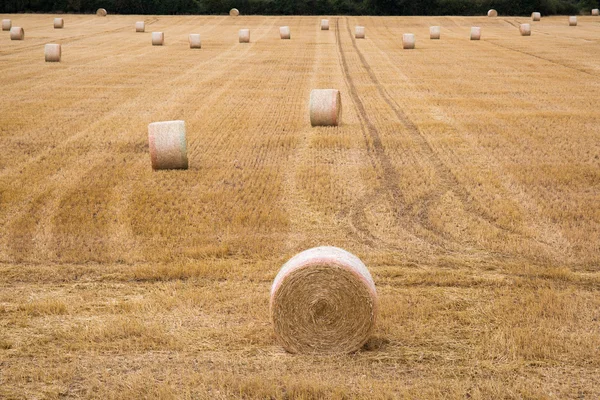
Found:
[189,34,201,48]
[148,120,188,170]
[569,16,577,26]
[355,26,365,38]
[10,27,24,40]
[152,32,164,45]
[45,44,61,62]
[239,29,250,43]
[270,246,378,354]
[54,18,64,29]
[309,89,342,127]
[280,26,290,39]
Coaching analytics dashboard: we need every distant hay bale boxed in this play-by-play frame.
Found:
[10,27,24,40]
[593,9,599,16]
[280,26,290,39]
[569,16,577,26]
[135,21,145,32]
[321,19,329,30]
[239,29,250,43]
[54,18,64,29]
[270,246,378,354]
[148,120,188,170]
[470,27,481,40]
[152,32,164,46]
[189,34,201,48]
[402,33,415,49]
[519,23,531,36]
[488,9,498,17]
[430,26,440,39]
[355,26,365,39]
[531,12,541,21]
[2,19,11,31]
[45,44,61,62]
[230,8,239,16]
[310,89,342,127]
[96,8,107,16]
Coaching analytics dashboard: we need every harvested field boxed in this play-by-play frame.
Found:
[0,13,599,399]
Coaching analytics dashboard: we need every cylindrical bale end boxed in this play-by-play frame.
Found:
[355,26,365,39]
[189,34,201,48]
[593,9,599,16]
[321,19,329,30]
[152,32,164,46]
[569,16,577,26]
[230,8,240,16]
[148,120,188,170]
[10,27,24,40]
[430,26,440,39]
[402,33,415,49]
[45,44,61,62]
[487,9,498,17]
[54,18,64,29]
[532,12,541,21]
[135,21,145,32]
[270,246,378,354]
[96,8,107,16]
[309,89,342,127]
[470,27,481,40]
[2,19,11,31]
[519,23,531,36]
[239,29,250,43]
[280,26,290,39]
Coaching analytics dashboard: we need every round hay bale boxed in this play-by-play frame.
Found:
[321,19,329,30]
[593,9,599,16]
[355,26,365,39]
[96,8,107,16]
[402,33,415,49]
[430,26,440,39]
[44,43,61,62]
[230,8,239,16]
[135,21,145,32]
[531,12,541,21]
[239,29,250,43]
[569,16,577,26]
[309,89,341,127]
[54,18,64,29]
[270,246,378,354]
[519,23,531,36]
[189,33,201,48]
[487,9,498,17]
[10,27,24,40]
[280,26,290,39]
[148,120,188,170]
[152,32,164,46]
[470,26,481,40]
[2,19,11,31]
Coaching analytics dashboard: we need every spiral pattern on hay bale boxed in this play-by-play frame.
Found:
[321,19,329,30]
[10,27,24,40]
[239,29,250,43]
[487,9,498,17]
[96,8,107,17]
[152,32,164,46]
[430,26,440,39]
[309,89,341,127]
[54,18,64,29]
[569,16,577,26]
[45,44,61,62]
[355,26,365,39]
[270,246,378,354]
[532,12,541,21]
[148,120,188,170]
[403,33,415,49]
[189,34,201,48]
[280,26,290,39]
[519,23,531,36]
[230,8,239,16]
[2,19,11,31]
[135,21,145,32]
[470,27,481,40]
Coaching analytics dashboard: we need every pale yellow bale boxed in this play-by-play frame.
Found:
[230,8,239,16]
[321,19,329,30]
[430,26,440,39]
[310,89,342,127]
[135,21,145,32]
[569,16,577,26]
[2,19,11,31]
[280,26,290,39]
[148,120,188,170]
[239,29,250,43]
[531,12,541,21]
[96,8,107,16]
[402,33,415,49]
[355,26,365,39]
[520,23,531,36]
[10,27,24,40]
[470,26,481,40]
[189,33,201,48]
[152,32,164,46]
[593,9,599,16]
[488,9,498,17]
[54,18,64,29]
[45,44,61,62]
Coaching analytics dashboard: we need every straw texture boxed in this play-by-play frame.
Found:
[96,8,107,16]
[488,9,498,17]
[309,89,342,127]
[148,120,188,170]
[470,27,481,40]
[569,16,577,26]
[321,19,329,30]
[54,18,64,29]
[135,21,145,32]
[355,26,365,39]
[189,34,201,48]
[10,27,24,40]
[520,23,531,36]
[270,246,378,354]
[230,8,239,16]
[2,19,10,31]
[403,33,415,49]
[280,26,290,39]
[45,44,61,62]
[532,12,541,21]
[239,29,250,43]
[593,9,599,16]
[152,32,164,46]
[430,26,440,39]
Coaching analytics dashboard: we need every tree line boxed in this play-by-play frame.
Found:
[3,0,598,16]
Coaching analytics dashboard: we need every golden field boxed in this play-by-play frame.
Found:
[0,13,599,399]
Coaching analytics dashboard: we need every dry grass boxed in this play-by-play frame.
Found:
[0,13,599,399]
